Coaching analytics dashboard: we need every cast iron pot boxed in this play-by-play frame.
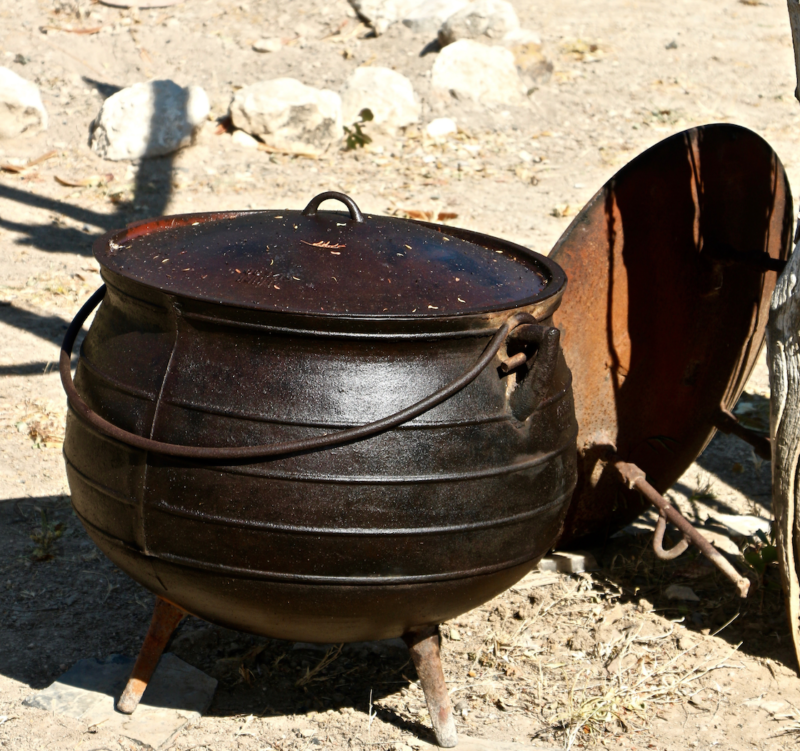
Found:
[60,192,578,643]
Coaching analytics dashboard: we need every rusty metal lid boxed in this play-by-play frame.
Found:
[551,123,793,547]
[94,192,561,318]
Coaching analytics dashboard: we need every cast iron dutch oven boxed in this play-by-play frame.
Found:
[60,191,578,642]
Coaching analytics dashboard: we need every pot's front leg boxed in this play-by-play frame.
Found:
[403,625,458,748]
[117,597,187,713]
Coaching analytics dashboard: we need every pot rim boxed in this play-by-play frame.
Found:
[93,209,567,335]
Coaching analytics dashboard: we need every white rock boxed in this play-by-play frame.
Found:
[230,78,342,155]
[431,39,525,104]
[425,117,457,138]
[231,129,260,149]
[89,80,209,161]
[0,67,48,139]
[402,0,469,35]
[438,0,519,46]
[253,37,282,53]
[341,67,420,132]
[347,0,420,35]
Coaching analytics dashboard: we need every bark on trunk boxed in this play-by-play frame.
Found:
[770,0,800,670]
[768,246,800,670]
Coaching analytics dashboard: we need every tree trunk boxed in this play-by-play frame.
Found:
[768,247,800,670]
[769,0,800,671]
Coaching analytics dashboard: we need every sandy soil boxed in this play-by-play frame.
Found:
[2,0,800,749]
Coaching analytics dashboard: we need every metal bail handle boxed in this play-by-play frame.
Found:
[61,287,540,460]
[301,191,364,223]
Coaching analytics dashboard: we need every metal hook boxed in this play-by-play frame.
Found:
[652,511,691,561]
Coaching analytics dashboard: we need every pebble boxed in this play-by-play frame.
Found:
[665,584,700,602]
[253,37,283,53]
[89,79,209,161]
[0,66,48,139]
[425,117,457,138]
[231,129,260,149]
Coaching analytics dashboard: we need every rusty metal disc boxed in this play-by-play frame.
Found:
[551,123,793,547]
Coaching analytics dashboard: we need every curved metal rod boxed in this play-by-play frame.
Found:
[652,511,691,560]
[614,459,750,598]
[61,286,536,460]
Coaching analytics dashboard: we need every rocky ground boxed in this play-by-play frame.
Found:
[2,0,800,749]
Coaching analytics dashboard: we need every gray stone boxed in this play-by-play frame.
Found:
[230,78,342,155]
[438,0,519,46]
[0,66,48,139]
[341,67,420,132]
[24,653,217,750]
[431,39,525,104]
[347,0,420,35]
[401,0,469,35]
[89,79,209,161]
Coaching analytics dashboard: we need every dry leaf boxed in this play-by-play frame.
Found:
[1,150,58,173]
[41,25,103,34]
[55,174,113,188]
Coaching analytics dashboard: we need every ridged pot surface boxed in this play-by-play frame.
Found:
[63,207,577,642]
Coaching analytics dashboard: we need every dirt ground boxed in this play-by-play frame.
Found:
[2,0,800,749]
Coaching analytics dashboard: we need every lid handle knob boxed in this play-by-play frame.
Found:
[302,191,364,223]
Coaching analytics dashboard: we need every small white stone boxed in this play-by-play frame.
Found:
[431,39,525,104]
[89,79,209,161]
[425,117,457,138]
[340,67,420,132]
[0,66,48,139]
[253,37,282,53]
[438,0,519,46]
[231,129,259,149]
[230,78,342,155]
[537,550,598,574]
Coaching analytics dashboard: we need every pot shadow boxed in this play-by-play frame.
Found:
[0,76,177,351]
[0,495,437,743]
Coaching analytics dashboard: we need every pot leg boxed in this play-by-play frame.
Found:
[403,625,458,748]
[117,597,187,714]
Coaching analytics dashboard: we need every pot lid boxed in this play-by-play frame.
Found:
[95,192,558,317]
[550,123,793,547]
